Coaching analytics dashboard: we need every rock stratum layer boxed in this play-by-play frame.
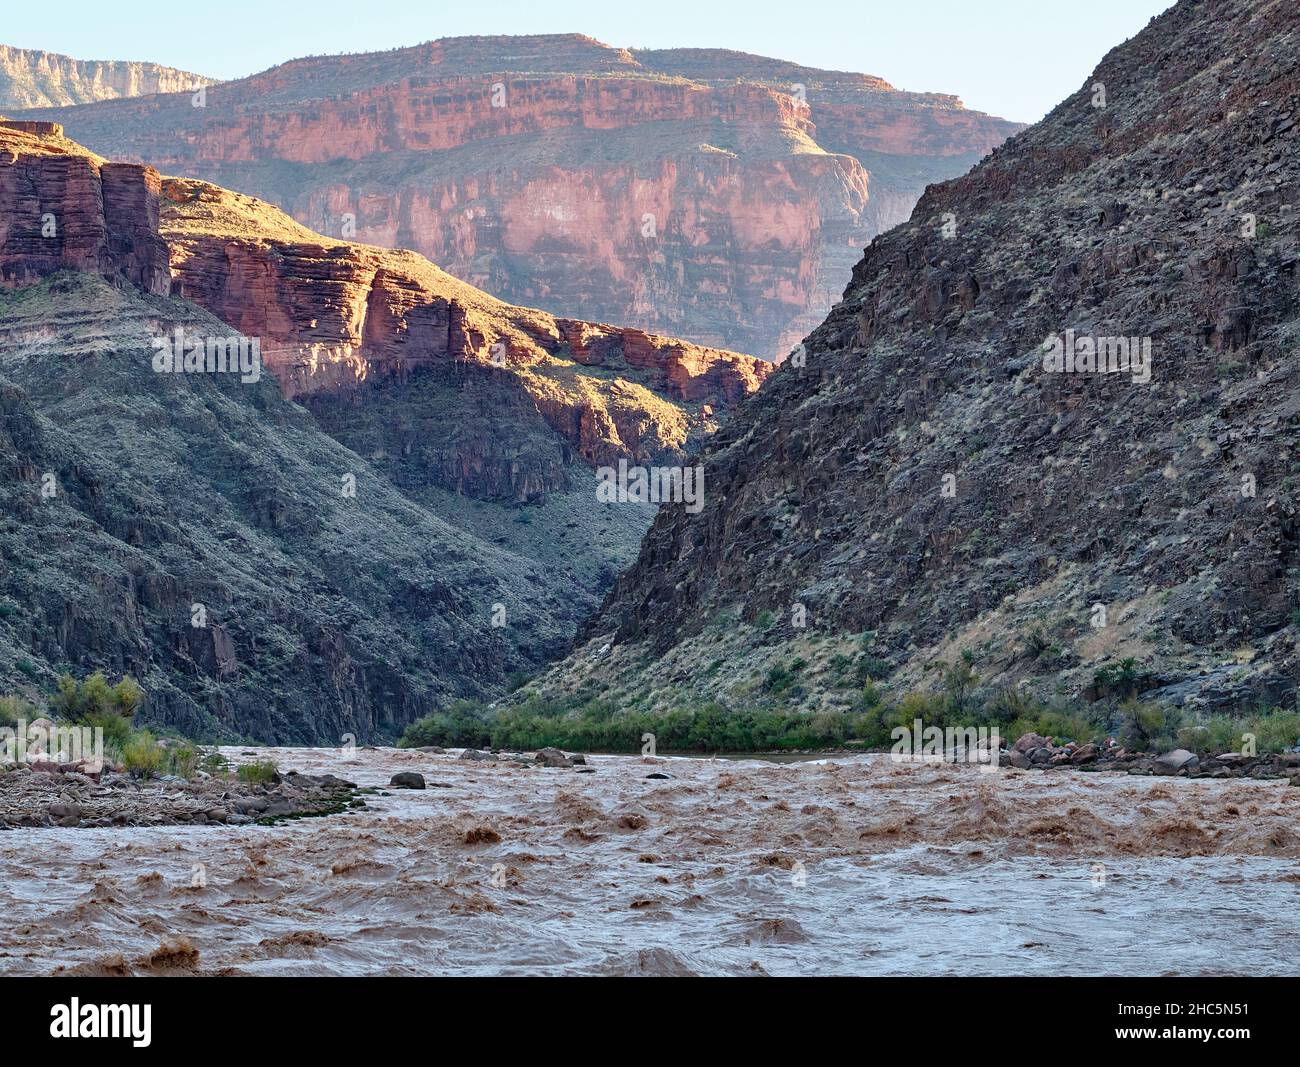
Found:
[537,0,1300,716]
[0,44,211,108]
[18,34,1022,358]
[0,124,768,742]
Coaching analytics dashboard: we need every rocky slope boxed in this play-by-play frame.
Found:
[533,0,1300,717]
[0,122,768,742]
[17,34,1021,358]
[0,44,210,108]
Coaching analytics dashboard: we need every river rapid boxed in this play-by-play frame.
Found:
[2,747,1297,976]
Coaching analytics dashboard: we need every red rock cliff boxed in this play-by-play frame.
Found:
[21,34,1022,359]
[159,174,771,471]
[0,121,170,293]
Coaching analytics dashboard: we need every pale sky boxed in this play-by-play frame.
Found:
[5,0,1177,123]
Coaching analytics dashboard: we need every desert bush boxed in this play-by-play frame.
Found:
[78,710,131,748]
[50,672,143,722]
[237,759,279,785]
[122,730,164,779]
[167,744,200,780]
[1118,699,1180,751]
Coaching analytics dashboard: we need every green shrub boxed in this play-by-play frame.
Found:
[1093,658,1138,699]
[1248,709,1300,754]
[1118,699,1180,751]
[940,659,978,713]
[122,731,164,779]
[50,672,143,723]
[399,699,494,748]
[112,677,143,718]
[167,744,200,780]
[857,656,891,683]
[237,759,279,785]
[78,710,131,748]
[200,750,231,777]
[763,665,795,695]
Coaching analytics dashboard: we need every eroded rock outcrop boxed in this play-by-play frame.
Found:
[158,174,771,495]
[20,34,1021,358]
[0,121,170,294]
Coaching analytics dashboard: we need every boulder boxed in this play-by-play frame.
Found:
[389,772,426,789]
[458,749,497,762]
[1071,743,1099,765]
[1012,732,1051,755]
[535,747,572,768]
[1153,749,1198,775]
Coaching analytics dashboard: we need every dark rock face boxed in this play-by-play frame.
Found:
[568,0,1300,706]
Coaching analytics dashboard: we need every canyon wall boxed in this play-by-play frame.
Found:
[159,174,771,498]
[0,122,771,741]
[19,34,1022,358]
[0,120,170,294]
[533,0,1300,716]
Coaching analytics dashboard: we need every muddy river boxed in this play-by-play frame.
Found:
[2,747,1297,975]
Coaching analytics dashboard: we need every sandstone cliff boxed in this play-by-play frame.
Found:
[0,44,211,108]
[0,120,170,294]
[18,34,1021,358]
[534,0,1300,716]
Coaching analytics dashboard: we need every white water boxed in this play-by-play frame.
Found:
[1,747,1297,975]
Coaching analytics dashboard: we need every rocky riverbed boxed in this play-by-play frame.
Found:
[1002,732,1300,780]
[0,762,362,828]
[0,745,1297,976]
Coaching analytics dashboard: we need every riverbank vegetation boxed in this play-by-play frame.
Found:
[399,668,1300,756]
